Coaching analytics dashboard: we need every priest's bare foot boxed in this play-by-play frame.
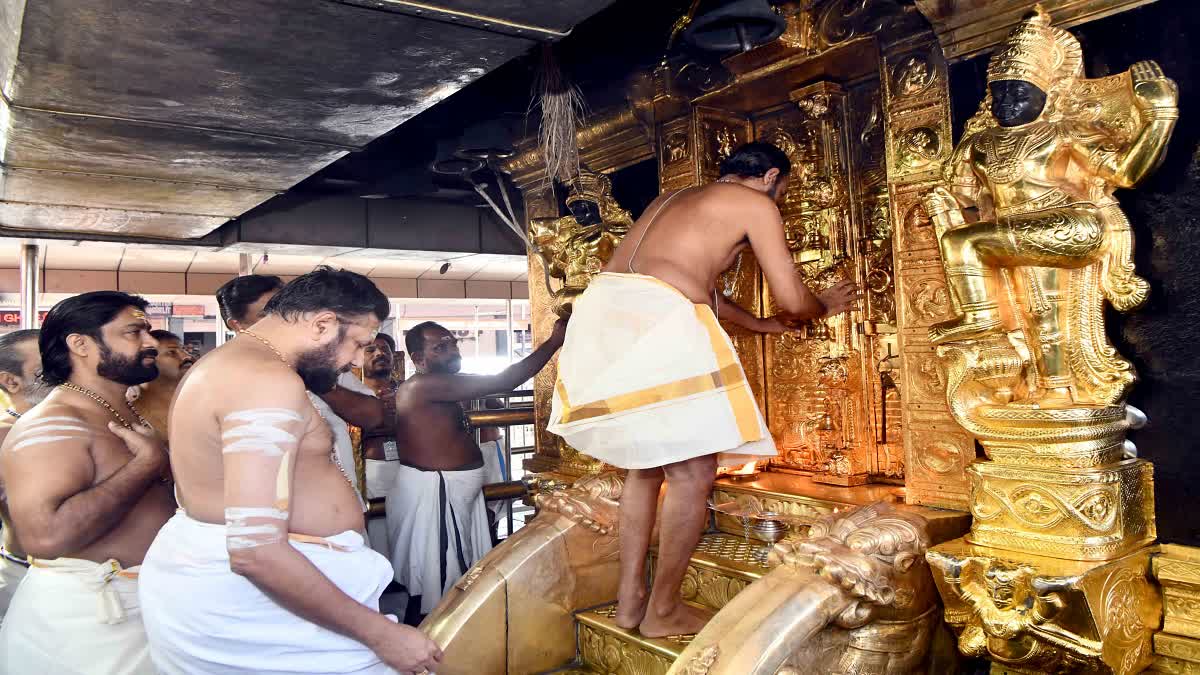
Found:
[614,588,647,629]
[639,603,710,638]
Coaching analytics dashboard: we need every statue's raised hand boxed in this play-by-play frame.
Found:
[1131,60,1179,112]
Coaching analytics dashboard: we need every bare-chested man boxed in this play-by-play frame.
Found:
[548,142,859,637]
[139,267,441,674]
[217,273,390,511]
[387,318,567,625]
[362,333,403,501]
[0,292,174,673]
[0,328,51,618]
[133,329,195,437]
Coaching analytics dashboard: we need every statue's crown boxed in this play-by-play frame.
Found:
[564,169,612,206]
[987,4,1082,92]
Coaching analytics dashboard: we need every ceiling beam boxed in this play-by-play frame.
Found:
[325,0,572,41]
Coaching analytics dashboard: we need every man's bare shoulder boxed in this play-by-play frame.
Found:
[179,344,310,414]
[394,374,455,407]
[698,182,776,210]
[0,398,93,456]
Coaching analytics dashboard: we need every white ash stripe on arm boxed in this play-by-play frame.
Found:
[221,407,305,550]
[220,408,303,457]
[8,417,94,452]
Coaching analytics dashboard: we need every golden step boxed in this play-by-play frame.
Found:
[648,532,771,613]
[575,603,703,675]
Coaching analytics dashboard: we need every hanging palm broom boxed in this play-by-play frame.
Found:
[534,44,586,185]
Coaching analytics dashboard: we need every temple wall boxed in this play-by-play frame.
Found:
[945,0,1200,548]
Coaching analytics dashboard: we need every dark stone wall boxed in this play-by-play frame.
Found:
[946,0,1200,546]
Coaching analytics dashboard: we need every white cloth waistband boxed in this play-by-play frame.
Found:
[26,556,140,625]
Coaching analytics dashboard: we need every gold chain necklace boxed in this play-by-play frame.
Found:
[58,382,150,430]
[237,330,358,494]
[240,329,290,365]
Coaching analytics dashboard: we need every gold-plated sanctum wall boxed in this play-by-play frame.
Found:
[922,5,1179,673]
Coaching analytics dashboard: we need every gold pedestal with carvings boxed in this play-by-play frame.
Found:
[928,541,1160,675]
[1150,546,1200,674]
[967,458,1154,561]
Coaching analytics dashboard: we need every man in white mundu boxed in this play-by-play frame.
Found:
[0,291,176,674]
[139,267,441,674]
[0,328,53,619]
[548,143,859,637]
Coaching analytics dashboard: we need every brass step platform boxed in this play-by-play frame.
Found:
[575,603,702,675]
[540,533,766,674]
[648,532,771,613]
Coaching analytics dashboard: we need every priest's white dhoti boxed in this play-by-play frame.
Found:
[0,555,154,674]
[386,463,492,615]
[139,511,398,674]
[366,458,400,559]
[548,272,777,469]
[0,548,28,621]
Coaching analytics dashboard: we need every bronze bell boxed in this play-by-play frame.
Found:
[682,0,787,54]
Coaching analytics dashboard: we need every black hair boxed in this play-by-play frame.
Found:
[40,291,149,386]
[717,142,792,178]
[375,333,397,352]
[0,329,39,377]
[215,274,284,326]
[264,266,390,324]
[404,321,444,359]
[150,329,180,343]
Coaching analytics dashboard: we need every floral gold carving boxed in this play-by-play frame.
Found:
[679,564,751,613]
[579,624,673,675]
[897,126,942,172]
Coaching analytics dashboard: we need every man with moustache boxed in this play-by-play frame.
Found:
[140,268,441,674]
[361,333,403,502]
[133,330,195,437]
[0,329,52,619]
[217,274,388,511]
[0,292,174,673]
[388,318,567,625]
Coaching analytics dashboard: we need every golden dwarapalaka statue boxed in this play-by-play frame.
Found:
[924,6,1178,673]
[529,168,634,318]
[923,4,1178,410]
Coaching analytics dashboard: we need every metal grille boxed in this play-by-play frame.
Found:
[693,534,771,569]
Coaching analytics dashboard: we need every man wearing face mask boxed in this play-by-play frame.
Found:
[139,268,441,674]
[0,329,52,620]
[133,330,195,438]
[388,318,567,626]
[0,292,174,673]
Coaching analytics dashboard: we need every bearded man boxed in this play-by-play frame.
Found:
[0,292,174,673]
[216,274,388,511]
[140,267,441,674]
[0,329,52,618]
[133,330,195,438]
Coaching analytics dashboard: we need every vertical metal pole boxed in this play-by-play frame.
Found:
[238,253,252,277]
[19,244,40,329]
[506,298,514,364]
[504,298,518,536]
